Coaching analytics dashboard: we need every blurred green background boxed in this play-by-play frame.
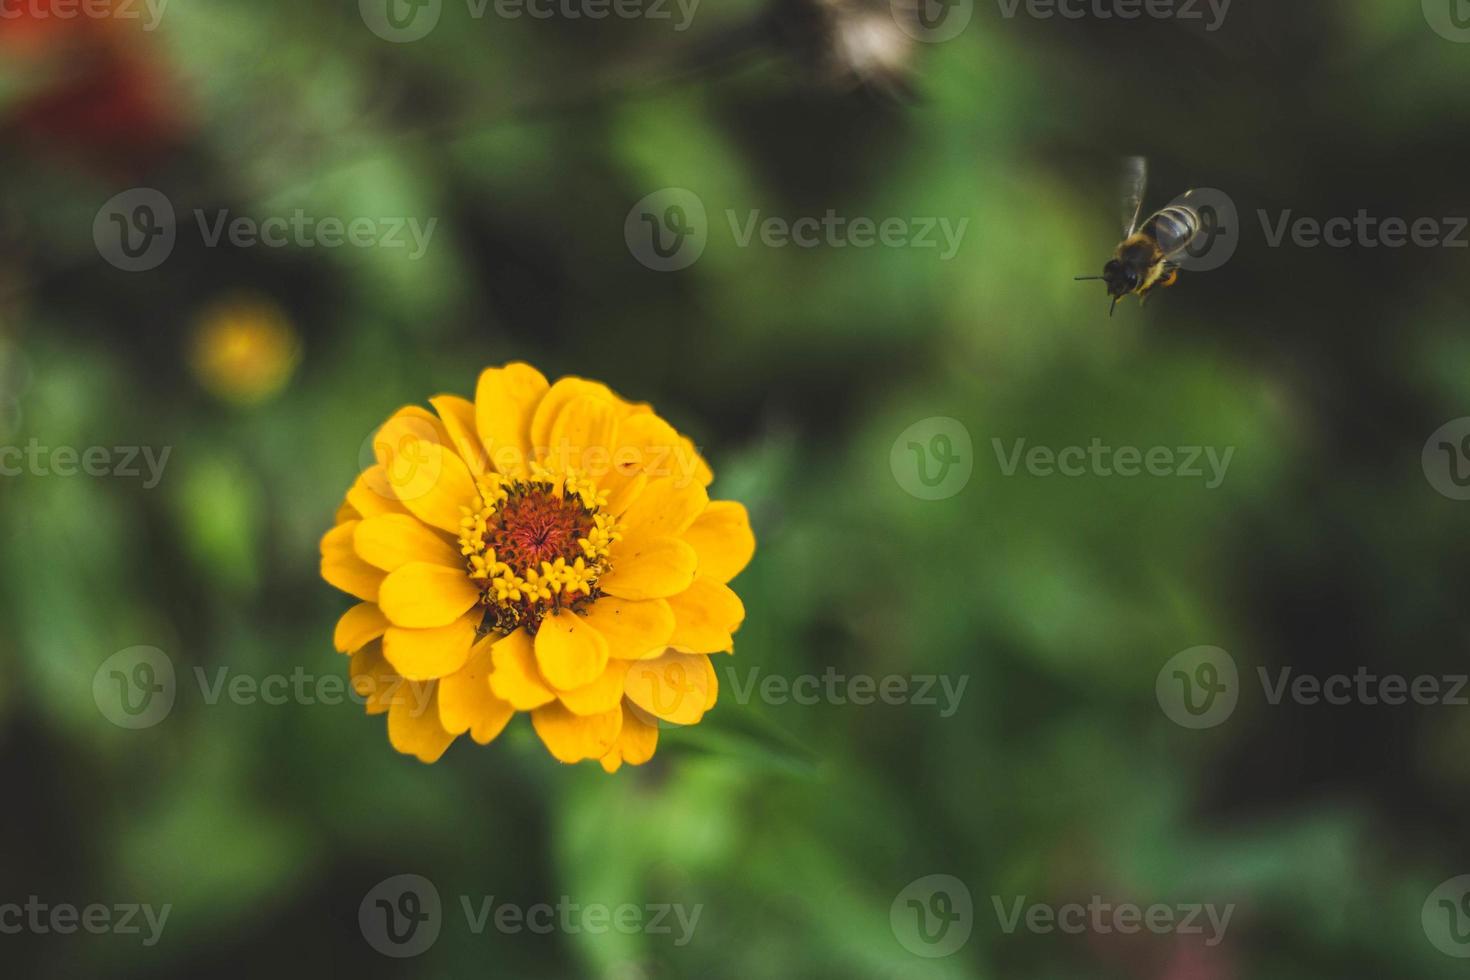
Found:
[4,0,1470,976]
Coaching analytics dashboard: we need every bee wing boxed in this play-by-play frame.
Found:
[1120,155,1148,238]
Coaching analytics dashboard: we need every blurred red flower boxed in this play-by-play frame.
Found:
[0,1,186,173]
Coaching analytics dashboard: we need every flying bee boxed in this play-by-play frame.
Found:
[1076,156,1202,316]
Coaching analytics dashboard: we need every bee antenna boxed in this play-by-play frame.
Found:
[1074,275,1104,281]
[1109,297,1119,317]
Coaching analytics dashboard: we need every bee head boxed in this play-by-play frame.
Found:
[1101,259,1138,299]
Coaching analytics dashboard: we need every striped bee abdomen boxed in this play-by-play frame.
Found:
[1141,204,1200,258]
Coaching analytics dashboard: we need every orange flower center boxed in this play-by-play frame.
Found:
[460,478,617,638]
[487,487,594,572]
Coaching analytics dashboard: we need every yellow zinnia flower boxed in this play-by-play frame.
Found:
[321,363,755,770]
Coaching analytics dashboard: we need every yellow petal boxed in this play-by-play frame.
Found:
[530,700,623,764]
[702,654,719,711]
[430,394,488,476]
[321,522,385,602]
[545,393,621,477]
[607,413,704,496]
[349,640,396,715]
[382,614,477,680]
[387,682,456,763]
[557,660,631,716]
[680,435,713,487]
[579,597,675,660]
[475,362,549,478]
[346,466,410,519]
[600,702,660,772]
[378,562,483,629]
[438,635,515,744]
[600,536,697,601]
[529,377,615,463]
[618,476,708,545]
[667,578,746,654]
[334,602,389,654]
[683,500,755,584]
[624,650,712,726]
[606,471,647,518]
[534,612,610,691]
[372,410,478,533]
[335,499,359,525]
[488,629,556,709]
[354,514,462,572]
[349,643,438,720]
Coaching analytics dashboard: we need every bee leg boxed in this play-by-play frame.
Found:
[1156,265,1180,289]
